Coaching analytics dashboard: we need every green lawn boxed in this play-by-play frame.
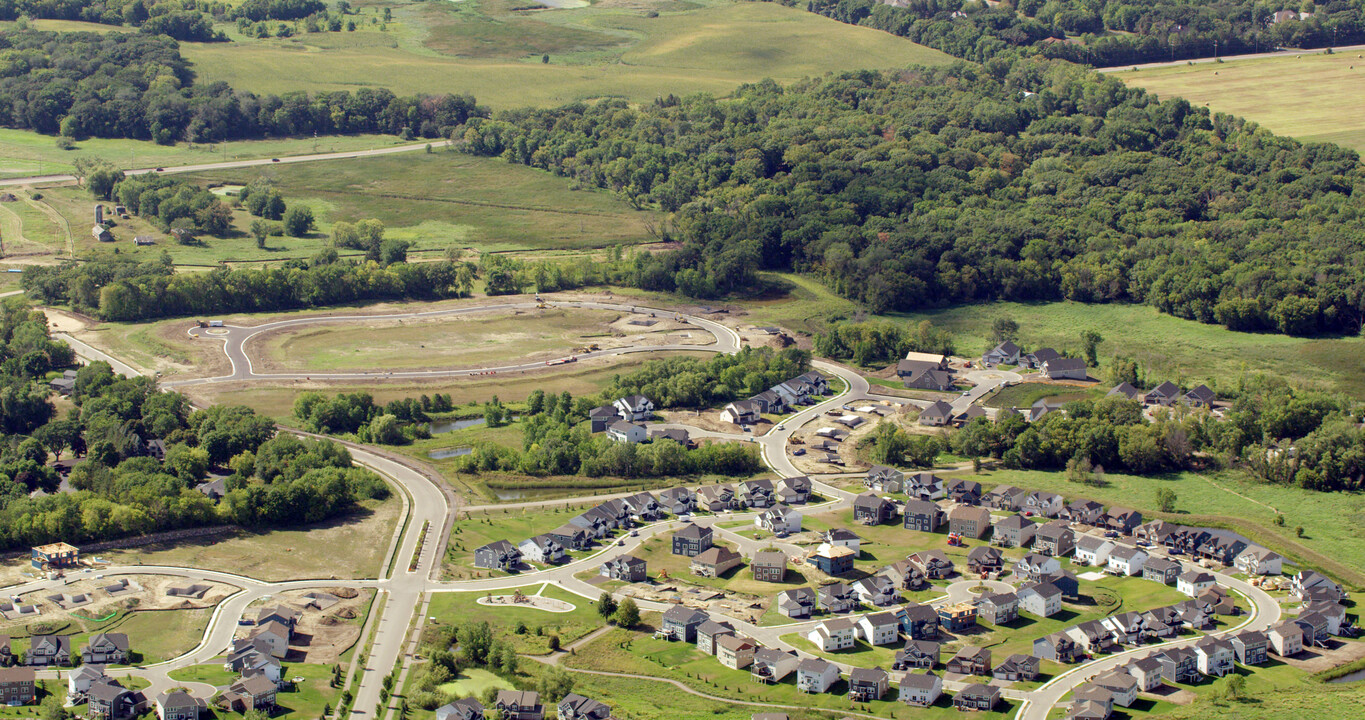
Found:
[179,0,951,109]
[982,382,1104,409]
[426,584,602,654]
[1118,50,1365,153]
[954,467,1365,588]
[444,502,605,579]
[168,663,240,687]
[229,663,340,720]
[3,608,211,665]
[626,534,810,598]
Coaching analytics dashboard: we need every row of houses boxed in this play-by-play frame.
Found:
[980,343,1089,380]
[1,632,131,667]
[436,691,612,720]
[719,371,831,426]
[1108,381,1217,409]
[476,490,687,571]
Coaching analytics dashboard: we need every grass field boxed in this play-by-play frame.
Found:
[425,584,601,654]
[3,607,211,665]
[1119,51,1365,152]
[180,0,951,108]
[255,308,626,372]
[436,668,514,696]
[955,467,1365,588]
[444,502,605,578]
[169,663,240,687]
[982,381,1104,409]
[98,497,400,581]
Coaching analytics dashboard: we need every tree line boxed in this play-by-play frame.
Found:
[459,61,1365,337]
[776,0,1365,67]
[0,28,485,143]
[815,320,956,367]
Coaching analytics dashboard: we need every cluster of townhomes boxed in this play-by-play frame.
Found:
[436,690,614,720]
[1107,381,1219,409]
[719,371,831,426]
[3,631,131,668]
[587,395,701,446]
[213,604,308,715]
[980,342,1089,380]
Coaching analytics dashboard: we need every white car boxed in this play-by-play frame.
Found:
[776,424,786,431]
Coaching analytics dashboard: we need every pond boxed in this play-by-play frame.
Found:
[1329,668,1365,683]
[428,417,486,434]
[428,447,472,460]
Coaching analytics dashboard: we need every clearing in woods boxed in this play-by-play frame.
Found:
[180,0,953,108]
[1119,50,1365,152]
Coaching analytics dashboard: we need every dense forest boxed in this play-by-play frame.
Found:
[462,60,1365,337]
[0,305,389,550]
[0,0,338,40]
[0,29,484,142]
[780,0,1364,66]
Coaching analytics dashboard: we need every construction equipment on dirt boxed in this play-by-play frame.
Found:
[573,344,601,354]
[536,302,550,309]
[196,321,207,328]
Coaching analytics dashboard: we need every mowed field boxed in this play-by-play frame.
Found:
[180,0,953,108]
[1120,50,1365,152]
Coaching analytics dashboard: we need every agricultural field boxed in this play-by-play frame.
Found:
[98,497,401,581]
[1119,50,1365,153]
[0,190,68,258]
[425,583,602,654]
[180,0,952,109]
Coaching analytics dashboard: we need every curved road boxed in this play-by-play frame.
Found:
[33,295,1286,720]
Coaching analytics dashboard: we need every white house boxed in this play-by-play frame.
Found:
[1268,621,1305,657]
[796,658,840,694]
[1075,536,1116,566]
[720,400,760,425]
[897,672,942,707]
[1106,546,1148,576]
[1016,582,1062,618]
[68,664,106,699]
[755,505,803,535]
[606,421,647,444]
[807,618,857,652]
[856,612,901,646]
[613,395,655,422]
[1041,358,1088,381]
[821,528,862,554]
[1177,570,1216,597]
[982,341,1020,365]
[1195,638,1235,677]
[1234,547,1283,576]
[1023,491,1065,517]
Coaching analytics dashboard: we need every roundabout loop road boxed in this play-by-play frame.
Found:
[31,294,1282,720]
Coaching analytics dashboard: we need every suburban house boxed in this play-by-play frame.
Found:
[949,505,992,539]
[993,514,1036,548]
[1126,657,1166,692]
[518,535,566,565]
[751,551,787,583]
[715,635,756,670]
[848,667,889,702]
[907,550,955,580]
[756,505,802,535]
[775,587,816,618]
[1291,570,1344,603]
[905,472,946,500]
[899,361,954,391]
[1235,547,1284,576]
[1017,582,1063,618]
[1015,553,1062,582]
[953,406,987,427]
[68,664,107,699]
[1042,357,1088,380]
[822,528,862,553]
[1194,637,1235,677]
[32,542,80,571]
[851,575,898,607]
[696,620,735,655]
[946,479,983,505]
[1268,621,1305,657]
[1033,633,1082,663]
[985,485,1028,511]
[649,426,690,446]
[599,556,647,583]
[975,592,1019,625]
[613,395,655,422]
[857,612,902,646]
[1182,384,1216,408]
[1067,621,1117,654]
[606,421,647,444]
[437,698,486,720]
[894,640,940,670]
[1075,536,1115,566]
[809,545,856,576]
[1177,570,1216,597]
[880,559,927,592]
[621,492,662,521]
[796,659,840,694]
[691,547,742,578]
[474,541,522,571]
[1107,383,1141,401]
[897,603,941,639]
[1034,521,1075,557]
[1296,613,1331,646]
[671,524,713,557]
[1101,612,1146,645]
[1040,569,1080,600]
[155,690,206,720]
[1022,491,1065,517]
[852,494,897,525]
[1230,630,1269,665]
[25,635,72,666]
[1141,556,1180,585]
[1022,347,1060,369]
[775,476,812,504]
[492,691,542,720]
[720,400,761,425]
[897,672,942,707]
[219,674,277,714]
[81,634,130,665]
[695,485,734,513]
[1106,547,1148,576]
[660,606,709,642]
[982,341,1020,365]
[738,479,776,508]
[0,667,34,706]
[953,684,1000,712]
[750,648,801,684]
[589,405,620,432]
[967,546,1004,575]
[658,487,695,515]
[1102,507,1143,535]
[547,524,592,551]
[750,390,787,415]
[918,401,954,427]
[1092,671,1138,707]
[903,499,944,532]
[993,654,1040,682]
[1143,381,1181,406]
[817,583,857,613]
[87,678,140,720]
[1061,499,1106,525]
[938,603,978,633]
[865,465,905,493]
[557,695,610,720]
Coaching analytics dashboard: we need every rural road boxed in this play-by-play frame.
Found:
[27,295,1287,720]
[0,143,433,188]
[1098,42,1365,72]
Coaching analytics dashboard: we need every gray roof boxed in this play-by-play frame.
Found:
[898,671,939,689]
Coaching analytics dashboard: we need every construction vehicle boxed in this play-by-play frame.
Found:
[196,320,207,328]
[536,301,549,309]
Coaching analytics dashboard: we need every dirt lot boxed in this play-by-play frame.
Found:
[788,403,906,475]
[657,409,767,435]
[1,573,233,632]
[242,588,372,664]
[1278,638,1365,673]
[618,582,770,625]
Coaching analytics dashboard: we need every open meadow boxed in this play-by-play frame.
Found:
[179,0,952,108]
[1119,50,1365,152]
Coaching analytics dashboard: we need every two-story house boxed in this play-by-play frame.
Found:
[896,603,940,639]
[894,639,940,670]
[1033,520,1075,557]
[155,690,205,720]
[949,505,992,539]
[1016,582,1062,618]
[852,494,896,525]
[993,514,1037,548]
[1106,546,1147,576]
[896,672,942,707]
[671,524,713,557]
[81,633,129,665]
[795,659,840,694]
[557,694,610,720]
[775,587,815,619]
[857,612,901,646]
[474,541,522,571]
[714,634,755,670]
[756,505,802,535]
[660,606,709,642]
[599,556,647,583]
[25,635,71,667]
[946,646,991,676]
[850,575,898,607]
[1074,536,1115,566]
[436,698,484,720]
[975,592,1019,625]
[966,546,1003,575]
[848,667,888,702]
[493,691,543,720]
[808,618,857,652]
[613,395,654,422]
